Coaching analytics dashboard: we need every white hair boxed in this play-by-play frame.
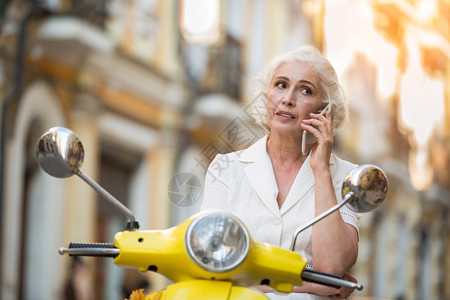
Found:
[246,46,348,134]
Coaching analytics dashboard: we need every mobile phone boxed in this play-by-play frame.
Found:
[301,103,331,155]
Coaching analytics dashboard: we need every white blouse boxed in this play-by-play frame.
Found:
[201,136,360,299]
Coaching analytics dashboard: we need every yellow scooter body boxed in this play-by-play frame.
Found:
[143,280,268,299]
[114,212,307,299]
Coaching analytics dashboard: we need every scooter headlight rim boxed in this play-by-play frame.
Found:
[185,212,250,273]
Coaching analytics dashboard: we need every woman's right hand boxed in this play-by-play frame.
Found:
[301,111,333,174]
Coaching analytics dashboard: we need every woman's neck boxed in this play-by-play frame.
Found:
[266,133,307,165]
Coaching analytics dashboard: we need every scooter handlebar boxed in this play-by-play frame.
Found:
[301,269,363,291]
[59,242,120,258]
[58,240,362,291]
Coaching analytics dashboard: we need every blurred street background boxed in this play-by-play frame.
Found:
[0,0,449,299]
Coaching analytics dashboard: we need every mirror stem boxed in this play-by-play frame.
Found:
[289,192,354,251]
[75,169,139,230]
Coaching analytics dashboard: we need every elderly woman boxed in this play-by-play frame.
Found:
[201,46,359,299]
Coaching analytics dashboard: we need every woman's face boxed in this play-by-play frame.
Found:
[265,61,323,137]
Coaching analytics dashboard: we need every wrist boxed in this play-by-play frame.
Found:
[312,167,331,181]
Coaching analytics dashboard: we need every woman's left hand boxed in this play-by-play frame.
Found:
[301,111,333,173]
[331,272,358,299]
[288,272,358,298]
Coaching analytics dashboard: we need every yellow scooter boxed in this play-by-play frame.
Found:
[36,127,388,299]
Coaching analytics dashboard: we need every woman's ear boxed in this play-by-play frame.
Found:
[318,103,331,115]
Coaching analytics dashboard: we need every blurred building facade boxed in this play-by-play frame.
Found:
[0,0,448,299]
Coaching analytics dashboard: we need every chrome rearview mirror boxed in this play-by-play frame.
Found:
[36,127,139,230]
[341,164,388,212]
[36,127,84,178]
[290,164,388,250]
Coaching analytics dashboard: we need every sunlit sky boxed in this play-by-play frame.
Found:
[179,0,220,44]
[324,0,446,190]
[324,0,398,99]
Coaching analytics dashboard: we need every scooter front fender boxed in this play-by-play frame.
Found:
[145,280,268,300]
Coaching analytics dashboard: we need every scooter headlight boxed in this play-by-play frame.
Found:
[186,212,250,273]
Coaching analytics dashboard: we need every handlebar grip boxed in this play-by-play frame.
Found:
[59,242,120,257]
[301,269,363,291]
